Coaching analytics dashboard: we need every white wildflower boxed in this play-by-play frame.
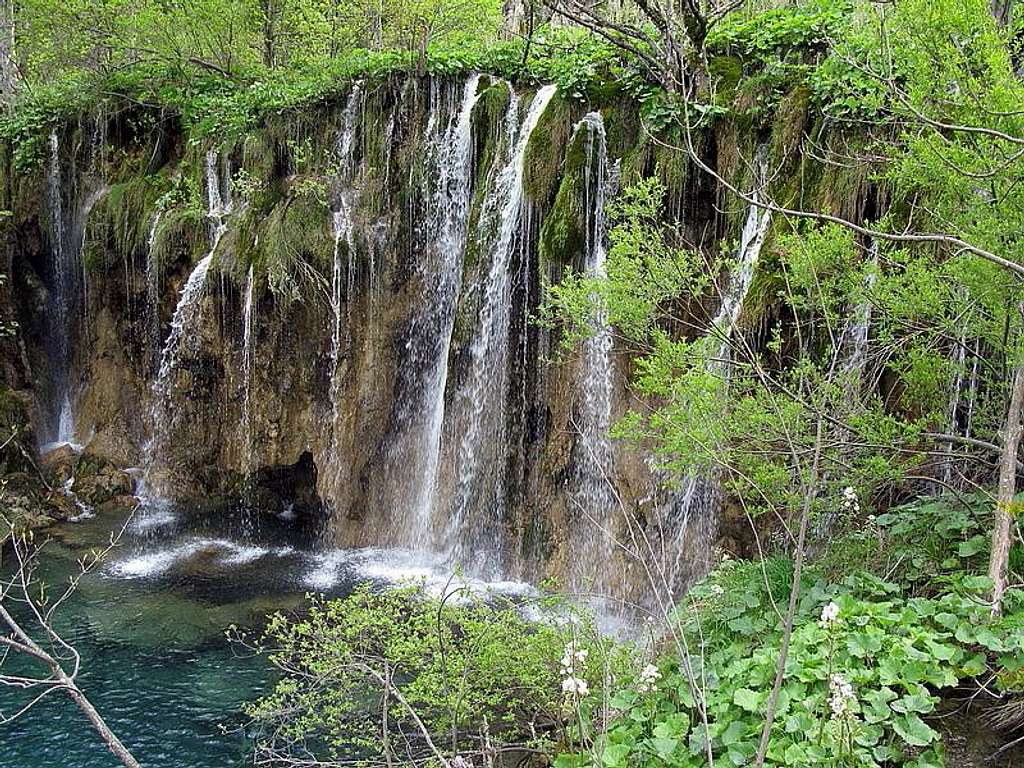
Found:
[637,663,662,694]
[819,601,840,628]
[560,643,589,700]
[828,673,856,718]
[562,676,589,697]
[842,486,861,514]
[709,584,725,597]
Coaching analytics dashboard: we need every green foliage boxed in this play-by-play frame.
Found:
[244,584,630,763]
[0,74,96,169]
[558,497,1024,767]
[542,176,711,347]
[707,1,851,61]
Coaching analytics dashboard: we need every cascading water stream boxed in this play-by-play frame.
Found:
[45,131,71,445]
[145,211,164,369]
[239,264,258,533]
[442,84,558,573]
[569,112,621,594]
[380,75,482,546]
[840,240,878,389]
[142,151,230,504]
[42,131,106,448]
[662,156,771,593]
[330,85,362,369]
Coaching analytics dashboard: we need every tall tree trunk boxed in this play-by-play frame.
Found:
[990,358,1024,616]
[0,0,17,105]
[261,0,276,68]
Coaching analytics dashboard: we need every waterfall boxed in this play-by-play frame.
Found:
[443,84,558,573]
[145,211,164,370]
[240,265,257,477]
[43,131,78,447]
[45,132,70,444]
[143,151,228,500]
[710,197,772,367]
[330,85,362,368]
[379,75,483,546]
[840,240,878,389]
[570,112,621,594]
[41,131,107,448]
[662,163,771,593]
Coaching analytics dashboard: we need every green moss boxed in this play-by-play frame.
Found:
[150,207,207,273]
[462,81,513,273]
[601,99,641,163]
[739,233,784,333]
[708,55,744,108]
[769,85,811,173]
[522,90,572,205]
[234,185,332,296]
[83,175,171,273]
[537,126,589,268]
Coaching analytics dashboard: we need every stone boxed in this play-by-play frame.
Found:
[75,465,134,507]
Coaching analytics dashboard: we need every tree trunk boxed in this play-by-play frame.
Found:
[990,359,1024,616]
[0,0,16,105]
[991,0,1013,28]
[261,0,276,68]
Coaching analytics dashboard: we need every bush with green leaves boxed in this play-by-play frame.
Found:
[555,497,1024,767]
[241,583,634,765]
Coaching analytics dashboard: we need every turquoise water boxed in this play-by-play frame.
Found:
[0,504,329,768]
[0,502,535,767]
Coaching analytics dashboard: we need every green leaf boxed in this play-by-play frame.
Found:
[893,713,939,747]
[650,736,678,760]
[848,631,883,658]
[961,652,988,676]
[720,719,747,746]
[602,744,632,767]
[892,691,935,714]
[957,535,987,557]
[733,688,763,713]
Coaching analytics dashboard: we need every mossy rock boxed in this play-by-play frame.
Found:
[769,85,811,172]
[602,98,641,162]
[462,81,514,274]
[522,90,573,205]
[231,184,332,301]
[537,124,591,268]
[84,176,170,273]
[708,55,744,109]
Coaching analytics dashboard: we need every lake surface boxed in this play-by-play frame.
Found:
[0,502,533,767]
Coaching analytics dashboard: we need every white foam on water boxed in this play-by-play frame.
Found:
[301,546,537,601]
[216,540,294,566]
[304,550,352,591]
[110,539,211,578]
